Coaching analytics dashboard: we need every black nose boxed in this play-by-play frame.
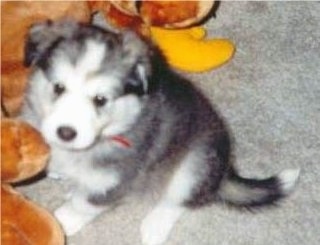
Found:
[57,126,77,141]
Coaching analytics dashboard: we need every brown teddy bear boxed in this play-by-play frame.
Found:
[1,118,64,245]
[88,0,216,35]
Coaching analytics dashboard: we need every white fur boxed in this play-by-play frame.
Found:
[77,40,106,74]
[50,55,75,85]
[51,41,106,85]
[41,92,97,149]
[141,202,186,245]
[55,190,106,236]
[77,167,120,194]
[86,75,122,99]
[25,70,54,121]
[141,150,207,245]
[30,38,144,236]
[52,156,120,236]
[102,94,144,137]
[165,150,206,203]
[48,148,120,192]
[278,168,300,194]
[137,64,148,93]
[39,40,143,150]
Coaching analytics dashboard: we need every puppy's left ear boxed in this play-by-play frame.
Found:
[24,20,78,67]
[124,62,150,95]
[122,31,152,95]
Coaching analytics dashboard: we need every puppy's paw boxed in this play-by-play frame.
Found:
[48,171,65,180]
[140,204,184,245]
[141,214,167,245]
[54,202,95,236]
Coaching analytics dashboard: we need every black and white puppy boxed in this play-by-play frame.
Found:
[21,19,299,245]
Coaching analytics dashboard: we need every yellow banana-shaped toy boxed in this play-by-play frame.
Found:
[150,26,235,73]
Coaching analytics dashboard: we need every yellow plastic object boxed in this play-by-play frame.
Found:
[150,26,235,73]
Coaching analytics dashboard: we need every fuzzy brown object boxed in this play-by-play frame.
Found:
[1,119,64,245]
[132,1,214,28]
[88,0,215,33]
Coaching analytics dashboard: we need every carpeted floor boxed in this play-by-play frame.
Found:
[20,2,320,245]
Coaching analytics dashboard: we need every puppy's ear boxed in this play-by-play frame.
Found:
[24,20,78,67]
[121,31,152,95]
[124,62,149,95]
[91,11,120,34]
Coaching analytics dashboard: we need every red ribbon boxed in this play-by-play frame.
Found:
[110,135,132,148]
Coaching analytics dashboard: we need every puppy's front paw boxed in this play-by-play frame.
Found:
[54,202,95,236]
[48,171,65,180]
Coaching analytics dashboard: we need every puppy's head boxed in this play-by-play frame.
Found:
[24,20,152,150]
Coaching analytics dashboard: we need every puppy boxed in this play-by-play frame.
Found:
[21,20,299,245]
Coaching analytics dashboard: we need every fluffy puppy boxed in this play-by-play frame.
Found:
[21,20,299,245]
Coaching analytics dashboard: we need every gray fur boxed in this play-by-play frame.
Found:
[20,20,299,241]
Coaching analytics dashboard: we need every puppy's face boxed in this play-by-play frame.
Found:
[25,21,151,150]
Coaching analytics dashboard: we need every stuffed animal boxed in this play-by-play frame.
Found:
[150,26,235,72]
[1,118,64,245]
[1,1,90,116]
[88,0,235,72]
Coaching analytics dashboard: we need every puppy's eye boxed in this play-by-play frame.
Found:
[93,95,107,107]
[53,83,65,96]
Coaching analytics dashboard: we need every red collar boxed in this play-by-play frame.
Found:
[109,135,132,148]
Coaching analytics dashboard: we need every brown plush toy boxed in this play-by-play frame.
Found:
[88,0,235,73]
[88,0,215,35]
[1,118,64,245]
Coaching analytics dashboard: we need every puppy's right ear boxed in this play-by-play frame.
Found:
[24,20,78,67]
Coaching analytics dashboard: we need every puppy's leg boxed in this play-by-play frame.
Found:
[55,189,105,236]
[55,165,121,235]
[141,150,208,245]
[141,201,186,245]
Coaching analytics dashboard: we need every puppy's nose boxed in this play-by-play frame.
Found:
[57,126,77,141]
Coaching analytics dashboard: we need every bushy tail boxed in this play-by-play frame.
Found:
[217,168,300,207]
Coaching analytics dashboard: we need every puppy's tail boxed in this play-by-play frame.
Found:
[217,168,300,207]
